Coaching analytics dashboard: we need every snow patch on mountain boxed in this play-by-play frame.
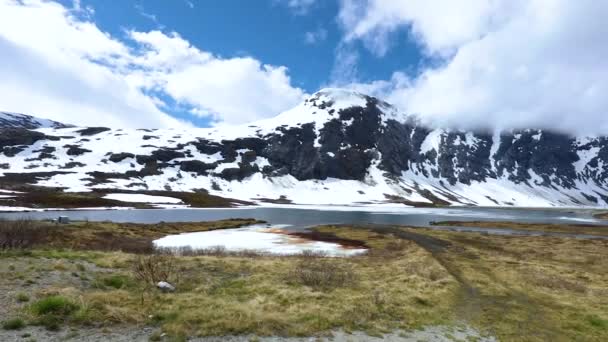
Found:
[2,88,608,208]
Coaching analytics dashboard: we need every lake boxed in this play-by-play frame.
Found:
[1,206,606,238]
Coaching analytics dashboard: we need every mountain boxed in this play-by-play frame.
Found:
[1,89,607,207]
[0,111,72,129]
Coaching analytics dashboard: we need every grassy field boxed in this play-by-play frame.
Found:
[0,220,607,341]
[433,220,608,236]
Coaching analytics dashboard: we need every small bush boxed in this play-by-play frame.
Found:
[31,296,78,316]
[290,260,356,290]
[132,254,178,286]
[2,318,25,330]
[0,219,49,250]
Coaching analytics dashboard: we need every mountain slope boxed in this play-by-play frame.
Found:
[0,111,72,129]
[1,89,607,207]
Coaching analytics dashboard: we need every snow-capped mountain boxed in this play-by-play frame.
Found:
[1,89,608,207]
[0,111,72,129]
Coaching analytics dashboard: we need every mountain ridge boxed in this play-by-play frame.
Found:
[1,89,607,207]
[0,111,73,129]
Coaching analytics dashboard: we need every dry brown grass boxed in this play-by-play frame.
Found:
[433,220,608,236]
[35,219,261,253]
[0,222,606,341]
[0,219,50,249]
[289,258,357,290]
[414,227,608,342]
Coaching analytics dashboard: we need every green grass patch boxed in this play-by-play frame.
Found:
[16,292,30,302]
[95,274,134,290]
[2,318,25,330]
[588,315,608,329]
[31,296,79,316]
[30,296,81,331]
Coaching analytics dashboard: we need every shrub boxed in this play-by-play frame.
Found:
[2,318,25,330]
[0,219,49,250]
[290,260,356,290]
[132,254,178,286]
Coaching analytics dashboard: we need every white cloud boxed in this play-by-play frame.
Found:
[330,43,360,85]
[134,4,159,24]
[339,0,502,57]
[278,0,317,15]
[128,31,305,124]
[337,0,608,135]
[304,27,327,44]
[0,0,304,128]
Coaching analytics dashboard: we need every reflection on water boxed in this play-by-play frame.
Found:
[0,206,606,238]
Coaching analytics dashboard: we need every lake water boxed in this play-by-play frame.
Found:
[1,206,606,238]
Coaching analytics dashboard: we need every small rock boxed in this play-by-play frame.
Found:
[156,281,176,293]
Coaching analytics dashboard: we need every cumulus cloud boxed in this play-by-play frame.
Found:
[130,31,305,124]
[0,0,304,128]
[337,0,608,135]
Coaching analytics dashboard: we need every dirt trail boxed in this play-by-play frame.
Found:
[345,224,556,340]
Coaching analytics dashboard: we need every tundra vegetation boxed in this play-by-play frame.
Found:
[0,219,606,341]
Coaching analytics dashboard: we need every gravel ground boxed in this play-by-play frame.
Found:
[0,325,495,342]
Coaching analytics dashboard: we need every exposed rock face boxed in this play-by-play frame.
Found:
[0,128,48,148]
[76,127,111,136]
[1,89,608,207]
[108,152,135,163]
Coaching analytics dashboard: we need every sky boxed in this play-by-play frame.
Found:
[0,0,607,135]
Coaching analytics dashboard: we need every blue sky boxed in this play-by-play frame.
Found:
[1,1,607,134]
[64,0,423,92]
